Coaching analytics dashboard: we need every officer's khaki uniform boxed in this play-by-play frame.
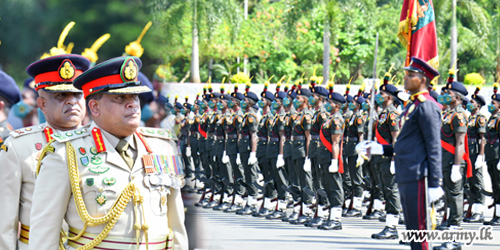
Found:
[29,122,188,250]
[0,123,70,250]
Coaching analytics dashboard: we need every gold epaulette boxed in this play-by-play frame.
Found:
[138,127,177,140]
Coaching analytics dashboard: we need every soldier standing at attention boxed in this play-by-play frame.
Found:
[306,80,330,227]
[317,85,346,230]
[0,70,21,145]
[343,89,366,217]
[186,93,203,191]
[371,77,402,239]
[341,86,353,214]
[203,89,222,209]
[464,87,487,223]
[254,82,277,217]
[0,55,89,250]
[29,56,188,249]
[357,57,444,250]
[236,84,260,215]
[483,84,500,226]
[288,85,315,225]
[436,73,471,234]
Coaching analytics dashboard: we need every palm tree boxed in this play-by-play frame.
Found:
[151,0,241,83]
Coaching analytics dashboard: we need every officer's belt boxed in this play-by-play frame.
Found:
[258,136,268,141]
[269,137,280,142]
[468,138,480,143]
[291,135,305,141]
[67,227,173,250]
[310,135,320,140]
[346,137,358,142]
[19,224,30,244]
[227,134,238,139]
[215,136,225,140]
[240,135,250,140]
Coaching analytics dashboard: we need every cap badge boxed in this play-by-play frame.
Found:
[59,60,76,80]
[120,57,138,82]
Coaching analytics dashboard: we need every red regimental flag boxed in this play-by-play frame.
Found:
[398,0,439,68]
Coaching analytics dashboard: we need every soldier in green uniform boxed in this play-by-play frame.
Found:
[341,87,353,213]
[236,85,261,215]
[371,81,402,239]
[343,90,366,217]
[203,90,222,208]
[288,86,315,224]
[265,84,288,220]
[483,87,500,226]
[436,79,470,233]
[253,83,277,217]
[212,88,234,210]
[194,90,213,207]
[464,88,487,223]
[317,89,346,230]
[222,85,247,212]
[186,94,203,191]
[282,85,301,222]
[0,70,21,145]
[305,81,330,227]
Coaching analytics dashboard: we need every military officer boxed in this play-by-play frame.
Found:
[436,78,470,233]
[0,55,90,250]
[253,83,277,217]
[371,79,402,239]
[29,56,188,249]
[222,85,246,212]
[265,84,288,220]
[483,86,500,226]
[464,87,487,223]
[235,84,261,215]
[305,81,330,227]
[357,57,444,250]
[288,86,315,224]
[186,94,203,192]
[0,70,21,143]
[317,87,346,230]
[343,90,366,217]
[341,87,354,214]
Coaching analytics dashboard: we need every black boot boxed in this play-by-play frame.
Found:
[289,214,311,225]
[305,216,324,228]
[213,202,231,211]
[236,205,256,215]
[464,213,484,223]
[484,216,500,226]
[432,242,462,250]
[363,210,384,220]
[283,212,299,222]
[371,226,398,239]
[319,220,342,230]
[343,208,362,217]
[253,207,273,217]
[266,210,286,220]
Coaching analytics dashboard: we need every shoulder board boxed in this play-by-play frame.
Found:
[418,95,427,103]
[51,124,92,143]
[10,124,46,138]
[138,127,178,140]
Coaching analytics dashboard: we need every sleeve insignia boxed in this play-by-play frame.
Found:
[321,113,327,120]
[479,116,486,126]
[357,117,363,125]
[389,113,397,120]
[248,117,254,123]
[457,113,463,120]
[238,116,243,123]
[0,144,7,152]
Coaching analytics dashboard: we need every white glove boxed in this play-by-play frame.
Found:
[277,154,285,168]
[329,159,339,173]
[248,152,258,165]
[222,151,229,164]
[213,155,216,162]
[303,157,311,172]
[475,154,485,169]
[186,146,192,157]
[428,187,444,203]
[355,141,384,156]
[236,153,242,165]
[390,161,395,175]
[451,164,462,183]
[497,160,500,171]
[356,154,364,167]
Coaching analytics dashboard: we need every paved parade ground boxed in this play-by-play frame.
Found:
[182,193,500,250]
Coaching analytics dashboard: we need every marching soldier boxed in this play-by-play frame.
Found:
[436,75,471,234]
[223,85,246,212]
[483,85,500,226]
[371,78,402,239]
[305,81,329,227]
[203,89,222,209]
[265,84,288,220]
[341,86,354,214]
[357,57,444,250]
[0,70,21,144]
[343,89,366,217]
[195,89,214,207]
[235,84,261,215]
[253,83,277,217]
[288,86,315,224]
[186,94,203,191]
[30,56,188,249]
[317,86,346,230]
[0,55,89,250]
[464,87,487,223]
